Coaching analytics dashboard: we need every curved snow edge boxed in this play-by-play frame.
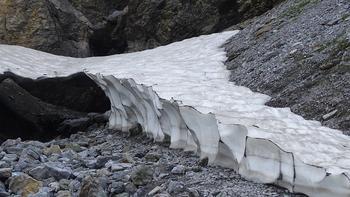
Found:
[88,73,350,197]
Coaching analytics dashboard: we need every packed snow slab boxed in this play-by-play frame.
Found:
[1,31,350,196]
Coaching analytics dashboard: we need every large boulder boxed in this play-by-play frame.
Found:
[0,72,110,113]
[0,73,109,141]
[0,0,91,57]
[225,0,350,133]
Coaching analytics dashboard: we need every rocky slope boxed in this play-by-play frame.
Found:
[0,126,304,197]
[225,0,350,134]
[0,0,281,57]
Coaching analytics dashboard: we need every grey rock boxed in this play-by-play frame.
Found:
[69,180,81,193]
[59,179,71,190]
[188,188,200,197]
[79,177,107,197]
[28,187,52,197]
[109,181,125,194]
[56,190,72,197]
[2,154,17,162]
[153,192,171,197]
[0,168,12,180]
[108,162,132,172]
[171,165,186,175]
[29,162,72,181]
[124,182,137,194]
[322,110,338,121]
[0,191,10,197]
[0,162,9,169]
[148,186,163,196]
[130,165,154,186]
[112,193,129,197]
[0,181,9,197]
[167,181,185,194]
[144,152,161,162]
[48,182,60,192]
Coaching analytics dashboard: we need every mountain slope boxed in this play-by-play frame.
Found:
[225,0,350,134]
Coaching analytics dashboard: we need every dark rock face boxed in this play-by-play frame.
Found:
[0,0,92,57]
[225,0,350,133]
[0,0,281,56]
[0,73,110,141]
[0,72,110,113]
[124,0,282,52]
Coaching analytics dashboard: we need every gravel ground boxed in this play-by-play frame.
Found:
[0,124,306,197]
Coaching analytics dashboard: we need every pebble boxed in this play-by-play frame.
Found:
[171,165,186,175]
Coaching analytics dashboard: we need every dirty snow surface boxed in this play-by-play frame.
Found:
[0,31,349,196]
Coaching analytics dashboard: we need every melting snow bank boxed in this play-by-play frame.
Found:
[0,31,350,196]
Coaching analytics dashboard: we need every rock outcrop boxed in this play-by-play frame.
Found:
[125,0,282,52]
[0,72,110,113]
[0,0,281,56]
[0,73,109,141]
[0,0,91,57]
[225,0,350,133]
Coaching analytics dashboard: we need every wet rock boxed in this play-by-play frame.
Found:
[8,173,42,197]
[79,177,107,197]
[130,165,154,186]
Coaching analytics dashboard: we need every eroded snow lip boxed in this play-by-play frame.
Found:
[1,31,350,196]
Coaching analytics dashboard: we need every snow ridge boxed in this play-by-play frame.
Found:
[0,31,350,196]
